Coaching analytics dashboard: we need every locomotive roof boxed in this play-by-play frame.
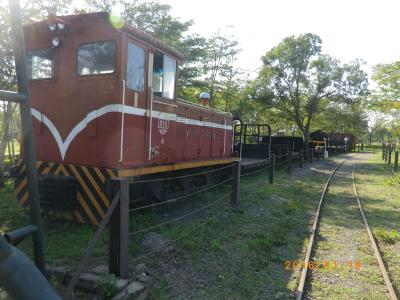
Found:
[24,12,184,60]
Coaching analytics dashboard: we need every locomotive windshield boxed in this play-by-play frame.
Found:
[152,52,176,99]
[77,40,116,75]
[27,48,54,80]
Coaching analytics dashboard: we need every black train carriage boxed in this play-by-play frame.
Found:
[233,122,272,160]
[233,120,305,165]
[268,136,304,158]
[309,130,328,156]
[310,130,357,155]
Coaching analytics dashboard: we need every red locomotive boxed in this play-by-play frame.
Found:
[14,12,234,225]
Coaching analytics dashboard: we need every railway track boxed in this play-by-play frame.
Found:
[296,158,398,300]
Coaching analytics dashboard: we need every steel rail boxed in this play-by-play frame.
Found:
[296,160,345,300]
[352,164,398,300]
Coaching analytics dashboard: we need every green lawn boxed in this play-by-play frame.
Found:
[2,152,397,299]
[355,152,400,293]
[0,158,335,299]
[0,180,108,266]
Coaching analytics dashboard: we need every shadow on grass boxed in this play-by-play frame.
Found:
[129,158,342,299]
[0,156,354,299]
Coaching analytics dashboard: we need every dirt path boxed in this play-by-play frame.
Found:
[305,153,389,299]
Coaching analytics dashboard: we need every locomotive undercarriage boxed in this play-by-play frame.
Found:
[13,159,232,225]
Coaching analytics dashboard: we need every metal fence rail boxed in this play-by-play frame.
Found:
[240,164,271,178]
[129,191,231,236]
[129,177,233,212]
[129,164,234,184]
[60,149,309,295]
[129,204,231,264]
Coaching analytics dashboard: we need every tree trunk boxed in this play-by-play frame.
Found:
[303,128,311,159]
[0,102,13,187]
[297,125,310,159]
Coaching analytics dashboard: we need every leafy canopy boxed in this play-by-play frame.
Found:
[371,61,400,111]
[253,33,368,139]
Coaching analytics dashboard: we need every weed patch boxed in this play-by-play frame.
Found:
[374,228,400,244]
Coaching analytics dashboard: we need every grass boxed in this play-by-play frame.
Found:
[1,152,398,299]
[2,139,20,164]
[0,181,108,266]
[141,162,336,299]
[374,228,400,244]
[303,156,390,299]
[0,160,334,299]
[355,152,400,293]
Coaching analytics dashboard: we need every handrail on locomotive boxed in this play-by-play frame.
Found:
[233,118,272,160]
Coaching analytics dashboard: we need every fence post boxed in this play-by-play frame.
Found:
[9,0,45,272]
[231,160,241,206]
[395,151,399,172]
[388,145,392,165]
[300,149,303,168]
[269,154,275,184]
[287,151,292,174]
[109,178,129,279]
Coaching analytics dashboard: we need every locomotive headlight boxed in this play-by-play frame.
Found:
[52,37,61,47]
[57,23,65,30]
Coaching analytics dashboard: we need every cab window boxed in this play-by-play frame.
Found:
[152,52,176,99]
[77,41,116,76]
[27,48,54,80]
[126,43,145,91]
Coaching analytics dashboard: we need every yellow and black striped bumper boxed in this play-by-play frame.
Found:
[14,160,117,225]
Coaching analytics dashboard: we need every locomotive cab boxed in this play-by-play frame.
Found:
[24,12,188,169]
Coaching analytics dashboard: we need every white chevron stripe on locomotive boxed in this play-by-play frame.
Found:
[31,104,232,160]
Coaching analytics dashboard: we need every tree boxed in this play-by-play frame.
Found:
[371,60,400,111]
[370,116,395,143]
[201,29,240,106]
[219,54,243,112]
[253,33,368,151]
[312,100,368,139]
[0,0,71,186]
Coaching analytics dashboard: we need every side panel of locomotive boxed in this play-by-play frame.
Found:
[24,13,233,170]
[15,13,234,224]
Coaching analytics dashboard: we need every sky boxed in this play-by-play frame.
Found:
[162,0,400,77]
